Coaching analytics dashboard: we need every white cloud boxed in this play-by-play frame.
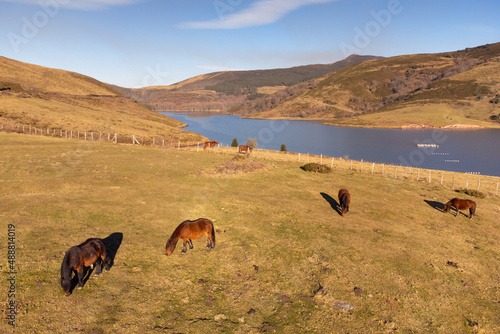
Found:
[0,0,145,10]
[178,0,336,30]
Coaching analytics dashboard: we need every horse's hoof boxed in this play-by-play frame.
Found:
[77,286,82,290]
[65,292,71,296]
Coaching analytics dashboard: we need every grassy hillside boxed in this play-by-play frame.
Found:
[114,55,380,112]
[1,132,499,333]
[248,43,500,128]
[0,57,203,141]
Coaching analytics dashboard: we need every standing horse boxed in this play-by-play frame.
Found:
[165,218,216,255]
[60,238,109,296]
[338,189,351,216]
[443,198,476,219]
[238,145,253,154]
[203,141,219,150]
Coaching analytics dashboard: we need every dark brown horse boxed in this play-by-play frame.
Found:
[61,238,109,296]
[165,218,216,255]
[238,145,253,154]
[443,198,476,219]
[203,140,219,149]
[338,189,351,216]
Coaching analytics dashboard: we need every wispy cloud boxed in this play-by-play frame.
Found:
[178,0,336,30]
[0,0,146,10]
[197,65,246,72]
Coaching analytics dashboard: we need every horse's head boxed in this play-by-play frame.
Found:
[61,275,72,296]
[443,202,450,213]
[165,239,174,255]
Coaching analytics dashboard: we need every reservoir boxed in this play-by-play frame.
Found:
[160,112,500,177]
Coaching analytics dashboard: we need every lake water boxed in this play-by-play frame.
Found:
[160,112,500,177]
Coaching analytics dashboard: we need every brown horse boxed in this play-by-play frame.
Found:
[443,198,476,219]
[165,218,216,255]
[60,238,109,296]
[338,189,351,216]
[238,145,253,154]
[203,140,219,149]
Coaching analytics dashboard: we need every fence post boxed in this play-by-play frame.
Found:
[298,153,300,163]
[307,154,309,163]
[395,167,397,178]
[441,173,443,185]
[466,178,469,190]
[476,179,480,191]
[178,141,180,149]
[350,161,352,171]
[496,181,499,197]
[417,169,420,181]
[114,133,117,144]
[331,157,334,168]
[320,154,323,164]
[372,163,374,174]
[428,170,431,183]
[85,132,87,140]
[452,175,455,189]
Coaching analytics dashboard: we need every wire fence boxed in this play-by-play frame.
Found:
[2,123,499,197]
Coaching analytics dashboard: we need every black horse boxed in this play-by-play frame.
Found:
[60,238,109,296]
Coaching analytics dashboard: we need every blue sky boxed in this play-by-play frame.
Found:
[1,0,499,88]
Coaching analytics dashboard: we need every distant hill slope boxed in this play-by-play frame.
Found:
[113,55,382,112]
[246,42,500,128]
[0,57,204,141]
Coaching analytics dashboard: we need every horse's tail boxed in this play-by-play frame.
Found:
[341,193,349,210]
[470,201,476,217]
[211,220,216,247]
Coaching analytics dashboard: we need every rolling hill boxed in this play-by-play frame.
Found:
[0,56,204,141]
[244,43,500,128]
[113,55,381,112]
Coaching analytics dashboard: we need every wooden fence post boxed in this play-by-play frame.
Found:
[496,181,499,197]
[320,154,323,164]
[371,163,375,174]
[350,161,352,171]
[417,169,420,181]
[428,170,431,183]
[466,178,469,190]
[476,179,480,191]
[331,157,333,168]
[441,173,443,185]
[452,175,455,189]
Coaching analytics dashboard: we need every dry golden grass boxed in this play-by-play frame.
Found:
[1,132,499,333]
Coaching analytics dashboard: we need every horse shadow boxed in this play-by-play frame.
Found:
[424,200,444,213]
[67,232,123,294]
[102,232,124,270]
[320,192,342,216]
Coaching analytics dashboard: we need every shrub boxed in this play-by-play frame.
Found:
[455,189,486,199]
[231,138,238,147]
[300,163,332,173]
[280,144,287,152]
[246,139,258,148]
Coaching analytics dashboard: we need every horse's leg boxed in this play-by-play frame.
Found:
[455,207,459,217]
[188,239,194,250]
[181,240,187,254]
[77,268,84,289]
[94,258,103,276]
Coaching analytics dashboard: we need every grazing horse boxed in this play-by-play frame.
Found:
[443,198,476,219]
[238,145,253,154]
[203,141,219,150]
[338,189,351,216]
[165,218,216,255]
[60,238,109,296]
